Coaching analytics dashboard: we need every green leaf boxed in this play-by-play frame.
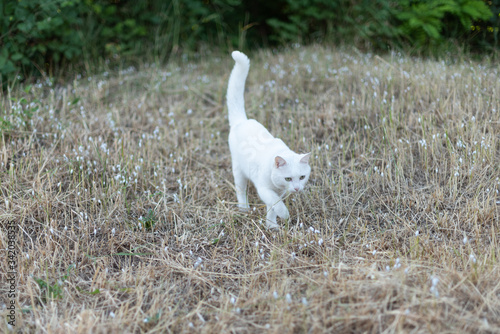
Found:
[18,21,33,32]
[76,287,101,295]
[11,53,23,61]
[0,54,7,68]
[422,23,440,39]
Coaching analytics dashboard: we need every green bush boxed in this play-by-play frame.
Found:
[395,0,493,47]
[0,0,242,84]
[0,0,85,81]
[0,0,498,86]
[259,0,495,51]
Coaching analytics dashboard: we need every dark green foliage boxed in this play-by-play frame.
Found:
[0,0,85,80]
[259,0,495,50]
[0,0,498,85]
[263,0,399,48]
[469,0,500,49]
[395,0,493,47]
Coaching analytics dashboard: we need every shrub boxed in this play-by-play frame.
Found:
[395,0,493,47]
[0,0,86,82]
[0,0,497,86]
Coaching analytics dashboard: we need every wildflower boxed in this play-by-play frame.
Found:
[469,253,476,264]
[194,257,203,269]
[430,276,439,297]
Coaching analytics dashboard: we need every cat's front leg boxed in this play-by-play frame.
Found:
[265,208,279,230]
[258,187,288,228]
[274,201,289,220]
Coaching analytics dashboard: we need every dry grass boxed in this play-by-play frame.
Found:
[1,45,499,333]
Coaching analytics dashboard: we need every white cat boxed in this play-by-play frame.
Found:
[226,51,311,229]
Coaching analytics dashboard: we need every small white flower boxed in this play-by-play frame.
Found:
[432,277,439,286]
[194,257,203,269]
[273,291,278,299]
[469,253,476,263]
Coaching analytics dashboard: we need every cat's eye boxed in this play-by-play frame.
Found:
[299,175,306,180]
[285,177,292,182]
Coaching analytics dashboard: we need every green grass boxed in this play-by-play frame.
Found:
[1,45,499,333]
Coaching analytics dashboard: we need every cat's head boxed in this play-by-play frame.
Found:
[271,153,311,193]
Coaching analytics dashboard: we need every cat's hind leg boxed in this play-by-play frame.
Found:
[232,167,249,211]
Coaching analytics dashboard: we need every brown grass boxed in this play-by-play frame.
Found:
[1,45,499,333]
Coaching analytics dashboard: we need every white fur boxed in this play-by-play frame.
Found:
[226,51,311,229]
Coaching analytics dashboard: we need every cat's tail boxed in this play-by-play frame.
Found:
[227,51,250,127]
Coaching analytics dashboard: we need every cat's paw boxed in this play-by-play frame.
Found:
[237,203,250,211]
[274,203,289,220]
[265,220,279,230]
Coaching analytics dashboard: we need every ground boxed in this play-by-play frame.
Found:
[0,45,499,333]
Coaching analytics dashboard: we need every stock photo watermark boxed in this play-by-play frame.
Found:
[6,220,17,327]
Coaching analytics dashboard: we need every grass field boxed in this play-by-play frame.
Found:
[1,45,499,333]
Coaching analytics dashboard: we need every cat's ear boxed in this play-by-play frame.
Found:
[300,153,311,164]
[274,156,287,168]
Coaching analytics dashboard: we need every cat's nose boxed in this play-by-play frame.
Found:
[294,187,299,192]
